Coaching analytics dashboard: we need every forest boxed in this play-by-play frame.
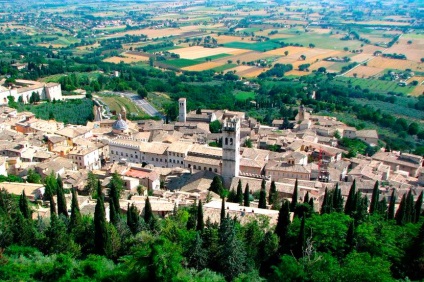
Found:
[0,172,423,282]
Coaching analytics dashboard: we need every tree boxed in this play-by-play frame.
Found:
[56,175,68,218]
[27,169,41,184]
[188,232,208,270]
[258,179,267,209]
[345,221,355,254]
[408,122,420,135]
[108,173,123,224]
[209,120,221,133]
[369,181,380,215]
[94,184,110,256]
[127,203,140,235]
[388,189,396,220]
[209,176,224,197]
[284,51,289,56]
[196,201,204,231]
[85,172,98,196]
[236,179,243,204]
[345,180,356,216]
[137,86,148,99]
[269,180,277,205]
[19,190,32,220]
[321,188,331,214]
[395,193,406,225]
[144,197,153,225]
[275,200,291,251]
[405,221,424,280]
[218,216,246,281]
[220,197,226,222]
[244,183,250,207]
[333,184,343,213]
[290,179,299,212]
[414,191,423,223]
[294,216,306,258]
[69,187,82,232]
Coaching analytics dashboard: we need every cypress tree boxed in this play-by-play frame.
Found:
[395,193,406,225]
[244,183,250,207]
[369,181,380,215]
[304,191,309,204]
[69,187,82,232]
[19,190,31,219]
[210,176,224,197]
[345,221,355,254]
[258,179,267,209]
[269,180,277,205]
[109,197,118,225]
[388,189,396,220]
[321,188,330,214]
[295,216,306,258]
[414,191,423,223]
[144,197,153,224]
[126,203,133,232]
[379,197,387,216]
[220,197,226,222]
[308,198,314,212]
[333,183,343,212]
[405,189,415,223]
[50,194,56,215]
[127,203,140,234]
[236,179,243,204]
[344,179,356,216]
[290,179,299,212]
[228,188,236,202]
[109,173,122,221]
[405,221,424,280]
[94,183,109,255]
[56,175,68,218]
[196,201,204,231]
[275,200,291,250]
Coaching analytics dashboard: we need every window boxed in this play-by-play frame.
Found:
[130,154,133,158]
[136,155,138,158]
[214,168,217,172]
[193,165,196,169]
[225,138,228,145]
[121,152,123,156]
[126,153,128,157]
[188,164,191,168]
[181,161,183,165]
[204,167,206,170]
[152,157,154,161]
[111,150,114,154]
[230,138,233,145]
[156,158,158,162]
[209,168,212,171]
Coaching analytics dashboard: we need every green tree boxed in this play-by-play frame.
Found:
[244,183,250,207]
[405,221,424,280]
[197,201,204,232]
[45,215,80,256]
[209,176,224,197]
[188,232,208,270]
[258,179,267,209]
[369,181,380,215]
[220,197,226,222]
[321,188,331,214]
[144,197,153,225]
[19,190,31,219]
[414,191,423,223]
[56,175,68,218]
[209,120,222,133]
[236,179,243,204]
[94,184,110,256]
[395,193,406,225]
[108,173,123,224]
[388,189,396,220]
[27,169,41,184]
[294,216,306,258]
[269,180,277,206]
[345,180,356,216]
[127,203,140,235]
[345,221,356,254]
[69,187,82,232]
[275,200,291,251]
[85,172,98,196]
[290,179,299,212]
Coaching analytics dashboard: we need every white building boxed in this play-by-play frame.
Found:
[0,80,62,105]
[68,146,101,170]
[221,117,240,187]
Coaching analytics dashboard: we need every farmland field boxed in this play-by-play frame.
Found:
[182,62,224,71]
[367,57,423,72]
[346,66,384,78]
[334,77,416,95]
[223,41,282,52]
[169,46,247,59]
[234,91,255,101]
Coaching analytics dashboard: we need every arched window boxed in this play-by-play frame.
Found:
[230,138,233,145]
[225,138,228,145]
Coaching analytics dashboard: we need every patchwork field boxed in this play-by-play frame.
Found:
[103,54,148,64]
[182,62,224,71]
[410,85,424,97]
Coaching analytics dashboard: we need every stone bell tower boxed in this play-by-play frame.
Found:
[222,117,240,187]
[178,98,186,123]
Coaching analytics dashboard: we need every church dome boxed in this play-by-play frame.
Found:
[112,114,128,131]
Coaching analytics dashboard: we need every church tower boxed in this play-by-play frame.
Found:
[178,98,186,123]
[222,117,240,187]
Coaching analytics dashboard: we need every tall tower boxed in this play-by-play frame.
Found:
[298,104,305,121]
[222,117,240,187]
[121,106,127,121]
[178,98,186,123]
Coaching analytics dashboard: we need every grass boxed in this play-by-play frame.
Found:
[98,94,142,115]
[223,40,281,52]
[146,45,183,53]
[211,63,237,72]
[276,33,362,50]
[234,91,255,101]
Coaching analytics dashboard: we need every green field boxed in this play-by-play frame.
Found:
[277,34,362,50]
[334,77,415,95]
[234,91,255,101]
[211,63,237,72]
[164,58,203,68]
[223,40,281,52]
[98,94,142,115]
[199,53,231,61]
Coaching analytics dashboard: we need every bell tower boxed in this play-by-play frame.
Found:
[178,98,186,123]
[222,117,240,187]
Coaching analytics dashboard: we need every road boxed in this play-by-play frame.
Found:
[100,91,165,119]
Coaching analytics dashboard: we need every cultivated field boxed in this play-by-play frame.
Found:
[346,66,385,78]
[103,55,148,64]
[169,46,248,60]
[182,62,224,71]
[367,57,423,72]
[410,85,424,97]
